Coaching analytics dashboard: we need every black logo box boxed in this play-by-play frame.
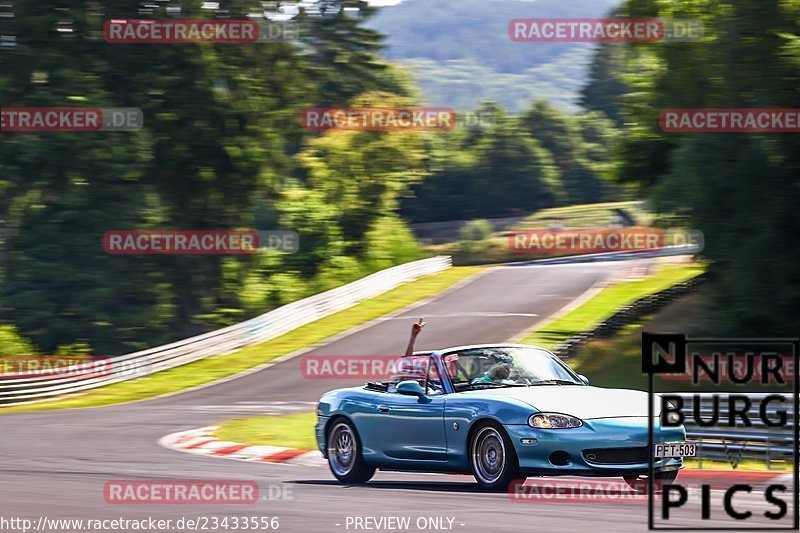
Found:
[643,333,799,531]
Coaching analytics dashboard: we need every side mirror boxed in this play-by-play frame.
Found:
[578,374,590,385]
[396,380,426,398]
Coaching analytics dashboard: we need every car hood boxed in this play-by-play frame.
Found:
[461,385,656,419]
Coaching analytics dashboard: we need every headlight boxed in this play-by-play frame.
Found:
[528,413,583,429]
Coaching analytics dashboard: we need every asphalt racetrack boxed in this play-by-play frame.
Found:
[1,260,785,533]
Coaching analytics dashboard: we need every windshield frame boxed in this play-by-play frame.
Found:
[438,345,585,393]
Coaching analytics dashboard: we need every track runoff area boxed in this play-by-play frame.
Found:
[4,260,796,532]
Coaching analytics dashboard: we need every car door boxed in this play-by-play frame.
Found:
[373,356,447,462]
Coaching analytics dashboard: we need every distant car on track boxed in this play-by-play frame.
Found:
[315,344,689,492]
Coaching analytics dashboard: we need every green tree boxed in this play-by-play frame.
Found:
[298,91,429,251]
[469,116,562,215]
[617,0,800,334]
[0,0,413,353]
[520,101,618,204]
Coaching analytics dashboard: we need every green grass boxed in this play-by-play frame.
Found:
[568,322,649,389]
[429,200,661,265]
[1,266,482,412]
[211,263,772,476]
[520,262,706,351]
[216,413,318,450]
[555,278,787,474]
[208,261,705,452]
[215,417,786,473]
[516,200,651,230]
[566,282,785,392]
[683,458,790,472]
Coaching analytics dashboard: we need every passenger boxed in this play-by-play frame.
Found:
[404,317,425,357]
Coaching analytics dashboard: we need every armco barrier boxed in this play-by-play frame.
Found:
[546,265,792,469]
[547,272,794,467]
[551,273,705,359]
[511,244,702,266]
[671,393,796,469]
[0,256,452,406]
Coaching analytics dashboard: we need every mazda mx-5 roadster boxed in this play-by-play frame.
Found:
[315,344,690,492]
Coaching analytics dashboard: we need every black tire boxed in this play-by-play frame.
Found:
[469,421,525,492]
[326,418,376,484]
[623,470,679,494]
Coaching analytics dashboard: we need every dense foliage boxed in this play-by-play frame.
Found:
[610,0,800,335]
[3,0,794,355]
[0,0,424,354]
[400,102,622,222]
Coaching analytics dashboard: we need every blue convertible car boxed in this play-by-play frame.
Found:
[315,344,686,491]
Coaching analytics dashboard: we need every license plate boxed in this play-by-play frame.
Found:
[654,442,696,458]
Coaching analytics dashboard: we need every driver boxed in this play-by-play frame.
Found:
[470,362,512,384]
[470,352,515,384]
[404,317,425,357]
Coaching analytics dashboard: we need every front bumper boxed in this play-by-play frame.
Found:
[315,415,328,458]
[505,417,686,476]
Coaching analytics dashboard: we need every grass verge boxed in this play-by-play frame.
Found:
[2,266,482,412]
[216,413,318,451]
[213,263,781,475]
[514,200,652,230]
[567,289,713,390]
[682,458,790,472]
[214,415,787,473]
[519,262,705,351]
[211,261,706,453]
[428,200,656,265]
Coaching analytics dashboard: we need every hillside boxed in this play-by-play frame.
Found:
[368,0,622,112]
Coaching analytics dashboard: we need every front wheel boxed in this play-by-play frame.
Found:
[623,470,678,494]
[326,419,375,484]
[469,422,525,491]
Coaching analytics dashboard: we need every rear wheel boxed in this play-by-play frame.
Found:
[326,419,375,484]
[623,470,679,494]
[469,422,525,492]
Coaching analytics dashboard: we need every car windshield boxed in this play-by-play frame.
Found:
[443,347,584,391]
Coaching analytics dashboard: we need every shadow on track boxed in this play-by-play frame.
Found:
[291,479,645,499]
[292,479,487,494]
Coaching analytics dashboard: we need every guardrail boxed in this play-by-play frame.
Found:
[507,244,702,266]
[546,264,794,470]
[668,393,795,470]
[552,272,706,359]
[0,256,452,406]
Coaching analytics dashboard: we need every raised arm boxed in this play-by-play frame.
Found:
[404,318,426,357]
